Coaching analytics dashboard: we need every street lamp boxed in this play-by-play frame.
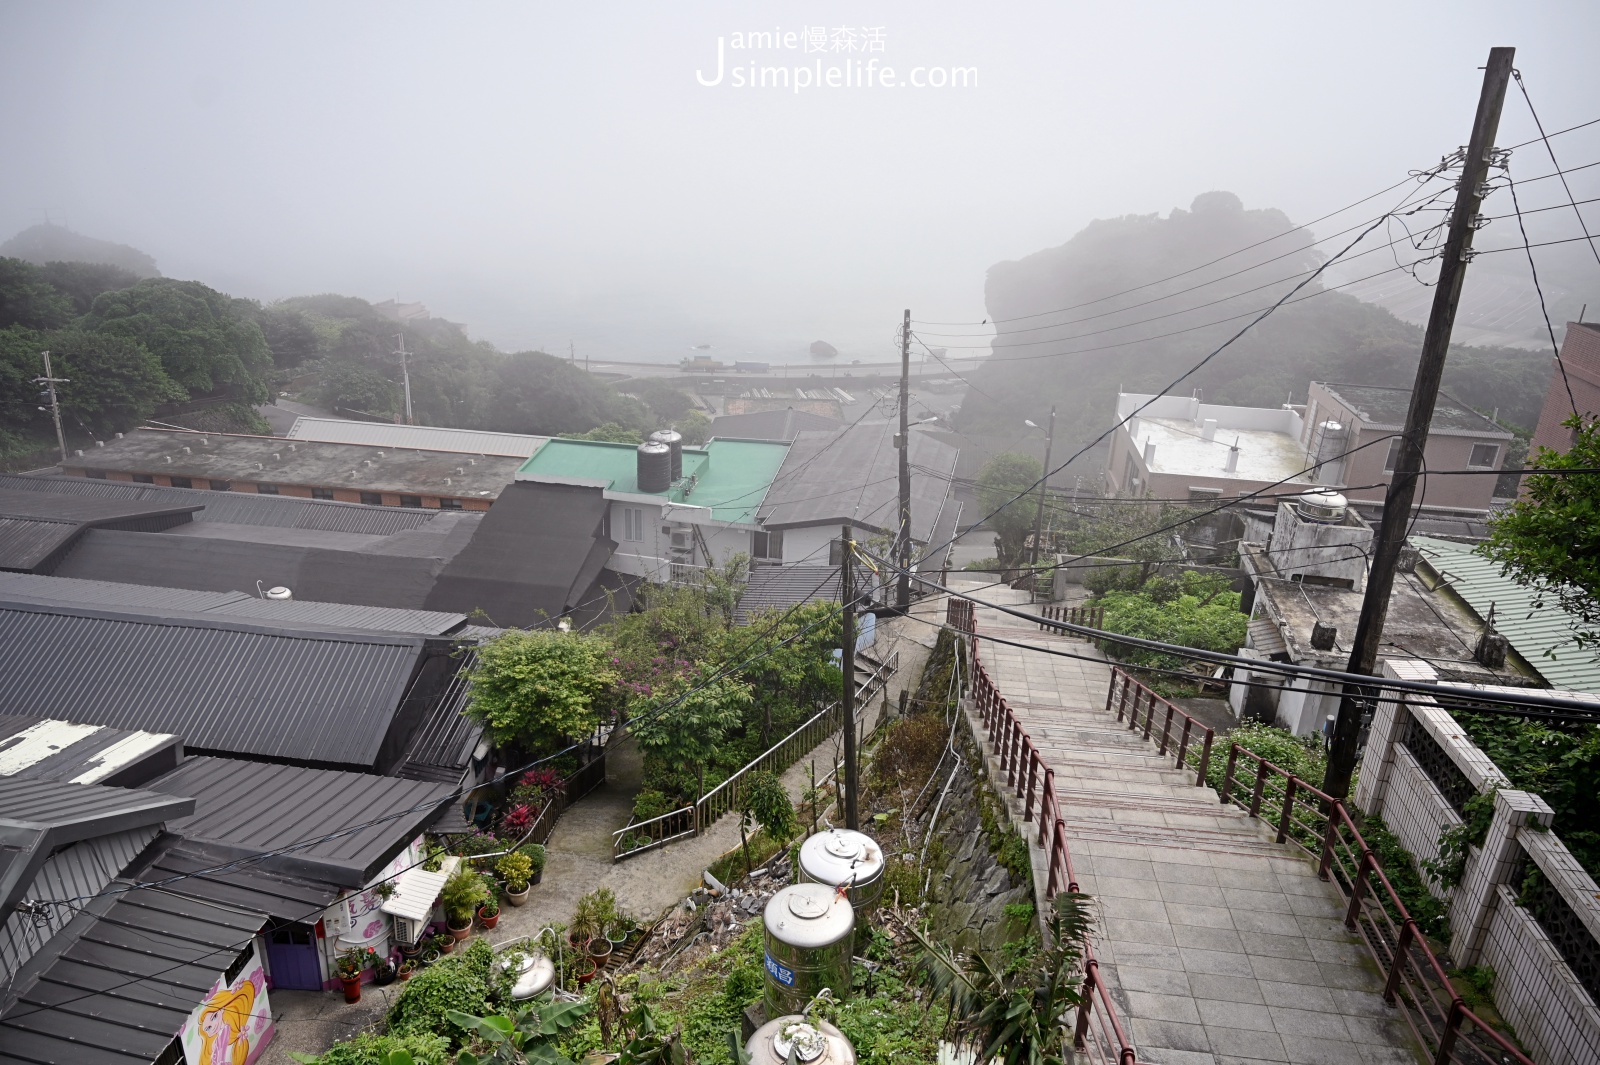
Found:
[1024,408,1057,574]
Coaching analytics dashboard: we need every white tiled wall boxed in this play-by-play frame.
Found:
[1481,884,1600,1065]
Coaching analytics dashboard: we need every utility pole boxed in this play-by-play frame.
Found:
[839,523,860,830]
[1323,46,1514,800]
[393,334,414,425]
[1029,406,1057,573]
[895,309,913,611]
[34,350,68,463]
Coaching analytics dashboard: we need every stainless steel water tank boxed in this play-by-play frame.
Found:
[649,429,684,481]
[797,829,885,919]
[636,442,673,493]
[745,1016,857,1065]
[762,884,854,1018]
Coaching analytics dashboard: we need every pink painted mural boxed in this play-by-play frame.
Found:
[181,948,274,1065]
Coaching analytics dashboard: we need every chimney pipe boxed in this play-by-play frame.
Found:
[1142,440,1156,466]
[1225,440,1240,474]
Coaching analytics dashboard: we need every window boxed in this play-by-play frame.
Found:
[438,498,463,510]
[311,487,335,500]
[360,491,383,505]
[399,495,422,508]
[752,529,784,559]
[132,473,154,484]
[169,476,192,489]
[621,507,644,542]
[1468,443,1499,468]
[1384,437,1402,473]
[209,479,231,491]
[256,483,280,495]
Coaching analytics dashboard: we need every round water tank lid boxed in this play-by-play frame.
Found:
[1298,490,1348,510]
[788,892,830,919]
[774,1021,828,1063]
[823,834,862,861]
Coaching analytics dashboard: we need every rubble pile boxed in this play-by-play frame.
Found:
[626,858,796,972]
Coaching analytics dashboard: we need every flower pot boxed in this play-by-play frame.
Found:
[399,963,417,981]
[421,949,441,965]
[373,966,396,987]
[437,937,456,955]
[532,870,543,885]
[339,975,362,1003]
[575,959,597,985]
[568,932,588,953]
[448,919,473,943]
[588,938,612,962]
[398,941,422,959]
[505,884,530,907]
[478,906,500,930]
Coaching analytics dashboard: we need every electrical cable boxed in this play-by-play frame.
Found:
[1512,72,1600,269]
[1505,168,1581,418]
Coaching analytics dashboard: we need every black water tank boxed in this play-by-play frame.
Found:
[650,429,684,481]
[637,442,672,493]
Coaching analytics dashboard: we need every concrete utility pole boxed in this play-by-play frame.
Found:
[839,523,860,830]
[1029,406,1057,574]
[34,350,69,463]
[896,309,913,611]
[1323,46,1514,800]
[393,334,414,425]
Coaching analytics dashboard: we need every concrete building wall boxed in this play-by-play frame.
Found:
[1529,323,1600,463]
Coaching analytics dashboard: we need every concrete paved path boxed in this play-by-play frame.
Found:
[954,582,1417,1065]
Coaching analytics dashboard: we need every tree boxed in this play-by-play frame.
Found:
[0,326,182,443]
[466,631,620,752]
[254,303,321,367]
[1480,414,1600,646]
[83,278,272,403]
[736,769,795,875]
[35,260,143,315]
[560,422,642,443]
[629,667,752,800]
[675,408,711,446]
[623,378,696,423]
[312,362,399,415]
[976,453,1043,567]
[0,258,74,330]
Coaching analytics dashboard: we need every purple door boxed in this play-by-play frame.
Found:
[265,924,322,990]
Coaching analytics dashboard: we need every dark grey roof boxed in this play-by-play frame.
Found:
[396,649,483,784]
[0,472,443,535]
[916,499,963,569]
[732,564,873,625]
[1317,384,1511,434]
[0,601,430,767]
[0,489,201,573]
[757,423,959,541]
[149,757,453,886]
[136,839,342,920]
[710,408,843,442]
[0,888,264,1065]
[0,571,467,635]
[425,481,614,627]
[0,715,181,788]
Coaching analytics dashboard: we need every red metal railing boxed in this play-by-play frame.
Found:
[948,598,1140,1065]
[1220,746,1537,1065]
[1105,668,1214,788]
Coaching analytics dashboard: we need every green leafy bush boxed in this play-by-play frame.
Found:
[467,630,619,752]
[1097,571,1246,670]
[387,939,505,1044]
[1208,721,1329,793]
[291,1031,451,1065]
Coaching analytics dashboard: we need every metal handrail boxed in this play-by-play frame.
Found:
[948,598,1140,1065]
[1221,745,1537,1065]
[611,650,900,861]
[1038,603,1105,634]
[1104,668,1214,788]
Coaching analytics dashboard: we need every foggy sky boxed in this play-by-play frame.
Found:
[2,1,1598,362]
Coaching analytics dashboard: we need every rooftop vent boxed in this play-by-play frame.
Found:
[114,432,123,439]
[265,586,293,601]
[95,440,104,447]
[456,467,465,475]
[255,462,263,470]
[1294,490,1347,524]
[182,446,192,454]
[1201,418,1218,442]
[272,453,280,461]
[1142,440,1156,466]
[1225,439,1240,474]
[1310,621,1338,651]
[289,443,296,451]
[73,449,83,457]
[364,459,374,467]
[444,477,452,486]
[199,437,208,445]
[165,455,172,463]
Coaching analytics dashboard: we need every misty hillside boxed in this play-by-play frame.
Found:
[0,223,161,278]
[961,191,1553,451]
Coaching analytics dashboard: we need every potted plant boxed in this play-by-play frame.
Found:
[588,934,612,962]
[434,932,456,956]
[421,945,441,966]
[398,958,419,981]
[372,956,397,987]
[522,843,546,885]
[569,891,601,951]
[335,947,374,1003]
[478,896,500,930]
[397,937,423,960]
[573,955,598,985]
[440,867,486,942]
[496,852,533,906]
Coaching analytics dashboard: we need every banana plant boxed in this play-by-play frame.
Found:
[449,997,592,1065]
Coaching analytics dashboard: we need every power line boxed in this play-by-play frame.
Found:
[1512,72,1600,269]
[1505,168,1580,417]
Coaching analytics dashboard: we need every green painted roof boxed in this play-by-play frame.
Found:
[1413,535,1600,694]
[515,438,788,524]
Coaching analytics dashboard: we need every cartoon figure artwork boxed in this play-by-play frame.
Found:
[181,949,274,1065]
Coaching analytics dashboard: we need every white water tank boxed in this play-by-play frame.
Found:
[797,829,885,922]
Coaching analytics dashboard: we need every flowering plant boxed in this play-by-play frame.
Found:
[335,946,376,979]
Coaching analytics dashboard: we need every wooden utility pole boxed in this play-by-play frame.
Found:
[839,523,860,829]
[1323,47,1514,799]
[896,309,913,611]
[1029,406,1057,574]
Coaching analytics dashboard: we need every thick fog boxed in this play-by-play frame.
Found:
[2,1,1597,362]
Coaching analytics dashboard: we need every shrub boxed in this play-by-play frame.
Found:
[440,867,490,926]
[870,713,949,795]
[296,1031,451,1065]
[632,788,680,822]
[518,842,546,875]
[1097,571,1246,671]
[466,630,619,752]
[496,851,533,892]
[1209,721,1329,792]
[500,803,536,838]
[387,938,502,1043]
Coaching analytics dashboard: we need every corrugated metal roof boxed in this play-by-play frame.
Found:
[0,602,427,766]
[0,777,188,833]
[734,565,846,625]
[0,516,79,571]
[137,839,342,921]
[1413,535,1600,693]
[0,888,265,1065]
[709,409,843,442]
[0,572,468,635]
[757,423,959,539]
[0,827,158,983]
[0,472,442,535]
[287,417,549,457]
[149,757,453,886]
[397,649,482,783]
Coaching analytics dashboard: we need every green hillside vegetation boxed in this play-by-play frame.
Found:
[0,246,704,467]
[963,191,1552,458]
